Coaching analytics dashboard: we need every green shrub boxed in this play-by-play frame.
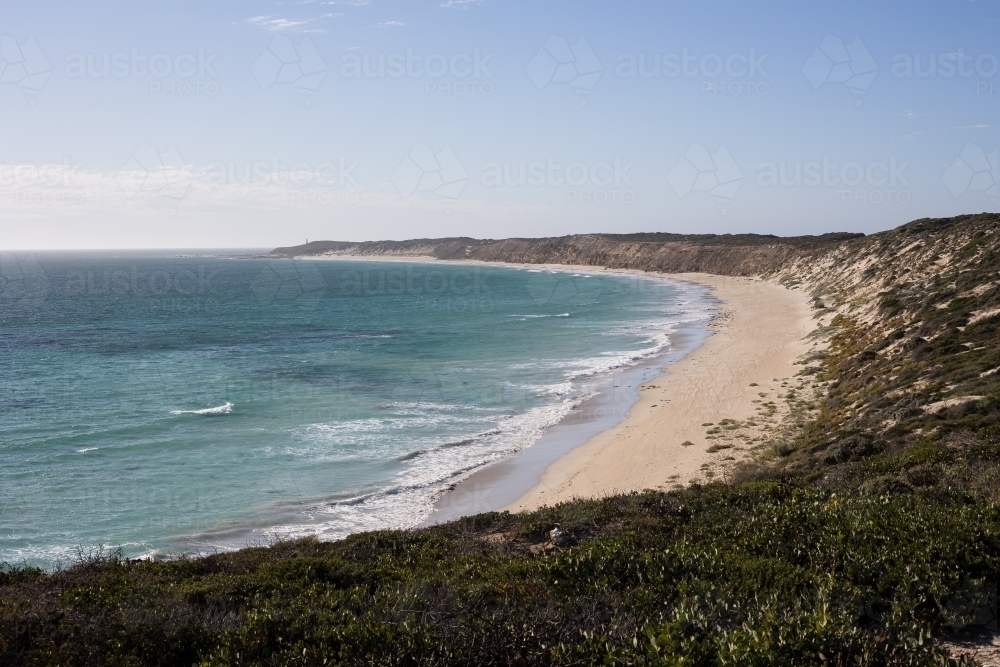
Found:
[1,484,993,666]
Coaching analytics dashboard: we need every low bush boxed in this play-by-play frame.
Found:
[1,484,993,666]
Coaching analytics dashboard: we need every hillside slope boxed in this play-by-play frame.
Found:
[762,214,1000,497]
[270,232,861,276]
[2,214,998,666]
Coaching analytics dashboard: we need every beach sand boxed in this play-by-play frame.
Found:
[303,255,819,516]
[503,273,816,512]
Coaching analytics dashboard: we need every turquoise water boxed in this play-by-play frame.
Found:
[0,253,710,567]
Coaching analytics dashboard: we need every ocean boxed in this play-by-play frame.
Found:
[0,253,711,567]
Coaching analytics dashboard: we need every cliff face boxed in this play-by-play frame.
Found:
[269,232,861,277]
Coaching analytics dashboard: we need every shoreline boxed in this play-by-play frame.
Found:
[294,254,816,518]
[505,272,815,511]
[424,323,712,524]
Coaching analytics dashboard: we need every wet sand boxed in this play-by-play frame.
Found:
[425,326,709,524]
[302,255,815,519]
[503,273,814,512]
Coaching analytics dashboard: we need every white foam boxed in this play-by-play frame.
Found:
[250,400,584,543]
[509,313,570,319]
[1,541,154,569]
[76,447,98,453]
[149,273,717,557]
[201,395,597,550]
[286,404,504,463]
[170,402,233,416]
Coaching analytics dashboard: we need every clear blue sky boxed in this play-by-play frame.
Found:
[1,0,997,248]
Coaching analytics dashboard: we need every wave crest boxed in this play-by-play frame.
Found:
[170,402,233,416]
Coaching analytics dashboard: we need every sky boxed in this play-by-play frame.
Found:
[0,0,998,249]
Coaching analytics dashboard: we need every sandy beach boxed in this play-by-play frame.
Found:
[303,255,819,516]
[503,272,817,512]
